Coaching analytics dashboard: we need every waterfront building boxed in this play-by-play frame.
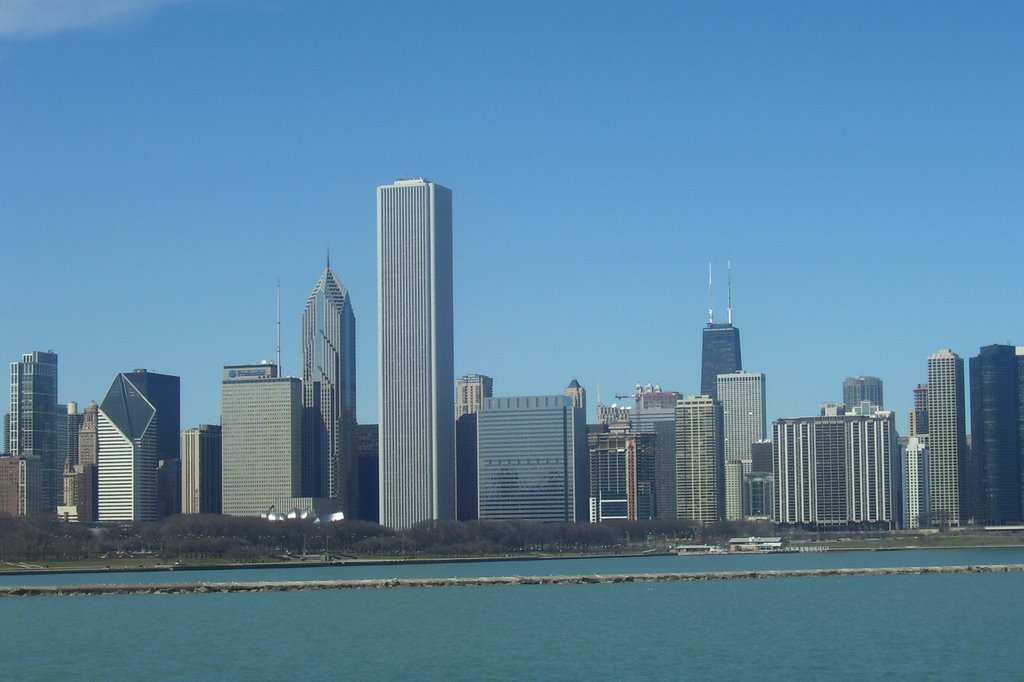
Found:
[67,401,100,523]
[221,364,302,516]
[926,349,968,526]
[564,379,586,410]
[377,178,455,528]
[456,374,493,521]
[675,395,724,524]
[968,344,1024,524]
[477,395,587,522]
[181,424,222,514]
[723,458,749,520]
[843,376,884,411]
[773,405,897,529]
[902,436,930,529]
[633,388,682,520]
[744,471,774,519]
[587,430,655,522]
[301,263,357,514]
[8,351,61,513]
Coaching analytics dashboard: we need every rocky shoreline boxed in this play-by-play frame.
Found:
[2,563,1022,597]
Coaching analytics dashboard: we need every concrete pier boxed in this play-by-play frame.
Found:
[1,564,1022,597]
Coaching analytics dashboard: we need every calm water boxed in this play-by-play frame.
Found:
[2,550,1024,679]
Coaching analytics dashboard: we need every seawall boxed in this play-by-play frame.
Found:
[2,564,1022,597]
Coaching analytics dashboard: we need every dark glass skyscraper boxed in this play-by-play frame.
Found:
[301,264,357,514]
[843,376,884,410]
[8,351,61,513]
[969,344,1023,524]
[700,323,742,399]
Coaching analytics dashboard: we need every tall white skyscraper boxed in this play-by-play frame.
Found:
[717,371,766,462]
[926,349,967,526]
[301,263,357,512]
[377,178,455,528]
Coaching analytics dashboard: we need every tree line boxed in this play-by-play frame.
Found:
[0,514,776,563]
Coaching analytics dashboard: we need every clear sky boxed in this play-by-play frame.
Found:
[1,0,1021,431]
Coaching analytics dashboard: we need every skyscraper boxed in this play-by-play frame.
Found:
[926,349,968,526]
[909,384,929,436]
[301,263,357,513]
[717,371,766,462]
[181,424,222,514]
[455,374,493,521]
[97,371,179,521]
[564,379,586,410]
[221,364,302,516]
[773,405,897,528]
[968,344,1024,524]
[675,395,724,523]
[700,325,742,400]
[843,376,884,410]
[587,430,655,522]
[9,351,60,512]
[456,374,493,419]
[377,178,455,528]
[633,387,682,519]
[477,395,587,522]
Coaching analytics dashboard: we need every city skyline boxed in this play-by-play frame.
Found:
[1,2,1022,432]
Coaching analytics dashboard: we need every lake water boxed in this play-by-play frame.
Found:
[2,549,1023,679]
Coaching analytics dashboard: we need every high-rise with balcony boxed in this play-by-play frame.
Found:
[926,349,968,526]
[301,263,357,514]
[377,178,455,527]
[675,395,724,523]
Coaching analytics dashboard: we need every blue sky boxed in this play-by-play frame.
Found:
[1,0,1021,430]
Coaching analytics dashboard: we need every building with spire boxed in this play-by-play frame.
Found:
[700,265,742,400]
[301,261,357,514]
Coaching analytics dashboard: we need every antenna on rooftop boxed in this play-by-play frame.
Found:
[727,260,733,325]
[276,279,282,372]
[707,262,714,325]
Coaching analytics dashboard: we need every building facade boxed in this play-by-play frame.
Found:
[843,376,884,410]
[221,364,302,516]
[587,430,655,522]
[301,264,357,513]
[564,379,586,410]
[675,395,724,524]
[181,424,222,514]
[902,436,930,529]
[456,374,493,419]
[968,344,1024,524]
[8,351,61,513]
[97,372,170,521]
[633,388,682,520]
[377,178,456,528]
[773,405,897,529]
[926,349,968,526]
[700,325,742,400]
[477,395,587,522]
[717,371,766,463]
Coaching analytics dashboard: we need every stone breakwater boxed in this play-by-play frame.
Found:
[2,564,1022,597]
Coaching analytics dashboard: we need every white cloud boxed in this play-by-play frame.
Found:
[0,0,190,39]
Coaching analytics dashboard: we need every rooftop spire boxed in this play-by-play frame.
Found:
[707,262,714,325]
[727,260,733,325]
